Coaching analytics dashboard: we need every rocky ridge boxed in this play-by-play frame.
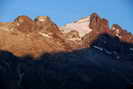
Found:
[0,13,133,89]
[0,13,133,57]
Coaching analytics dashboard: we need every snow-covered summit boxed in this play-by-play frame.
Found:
[61,16,92,37]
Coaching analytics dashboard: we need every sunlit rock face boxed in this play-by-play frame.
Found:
[15,16,35,33]
[35,16,50,22]
[89,13,110,33]
[81,13,111,48]
[111,24,133,43]
[34,16,63,38]
[0,13,133,57]
[64,30,82,49]
[0,16,72,57]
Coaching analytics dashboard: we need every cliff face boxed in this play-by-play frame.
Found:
[0,13,133,57]
[111,24,133,43]
[0,16,72,57]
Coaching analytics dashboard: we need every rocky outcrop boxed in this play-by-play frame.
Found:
[82,13,111,48]
[111,24,133,43]
[89,13,110,33]
[64,30,82,49]
[15,16,35,33]
[34,16,61,35]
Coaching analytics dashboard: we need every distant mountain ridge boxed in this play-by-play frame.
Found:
[0,13,133,57]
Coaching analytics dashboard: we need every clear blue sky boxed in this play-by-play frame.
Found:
[0,0,133,32]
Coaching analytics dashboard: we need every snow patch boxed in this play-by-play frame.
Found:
[104,49,112,55]
[75,16,91,23]
[129,48,133,51]
[93,46,103,51]
[39,32,52,38]
[62,16,92,37]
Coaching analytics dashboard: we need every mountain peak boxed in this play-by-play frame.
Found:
[89,13,110,33]
[15,16,34,33]
[35,16,50,22]
[15,16,33,24]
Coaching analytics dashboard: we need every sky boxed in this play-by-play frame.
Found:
[0,0,133,32]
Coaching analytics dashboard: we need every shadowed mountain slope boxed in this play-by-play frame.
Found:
[0,34,133,89]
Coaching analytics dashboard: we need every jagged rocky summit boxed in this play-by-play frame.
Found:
[0,13,133,57]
